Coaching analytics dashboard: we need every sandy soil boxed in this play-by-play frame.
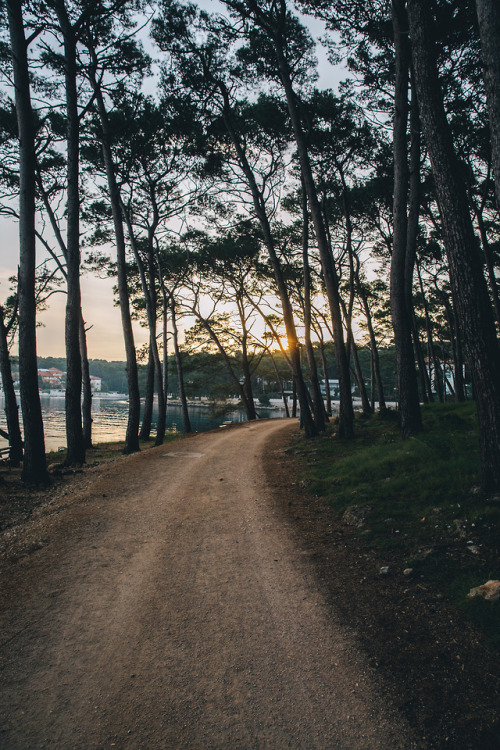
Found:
[0,419,417,749]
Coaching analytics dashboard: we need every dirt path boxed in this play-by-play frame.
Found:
[0,419,416,749]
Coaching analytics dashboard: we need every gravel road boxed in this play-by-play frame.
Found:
[0,419,416,749]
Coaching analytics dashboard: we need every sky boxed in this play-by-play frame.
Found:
[0,1,344,362]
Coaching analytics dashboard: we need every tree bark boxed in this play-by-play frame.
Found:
[411,311,433,403]
[302,183,326,430]
[473,203,500,330]
[408,0,500,491]
[219,89,317,436]
[268,348,290,417]
[475,0,500,214]
[170,300,191,434]
[123,210,166,445]
[53,0,85,465]
[79,311,92,448]
[7,0,48,484]
[273,46,354,438]
[140,346,155,441]
[358,284,387,411]
[390,0,422,437]
[88,66,140,454]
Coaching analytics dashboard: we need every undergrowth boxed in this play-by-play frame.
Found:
[290,402,500,649]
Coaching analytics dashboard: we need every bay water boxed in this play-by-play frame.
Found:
[0,394,284,453]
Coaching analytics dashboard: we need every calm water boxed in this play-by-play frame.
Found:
[0,394,284,452]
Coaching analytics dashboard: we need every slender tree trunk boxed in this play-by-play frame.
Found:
[340,296,372,415]
[268,349,290,417]
[352,342,372,416]
[302,183,326,430]
[219,90,317,436]
[0,306,23,465]
[235,296,258,421]
[274,49,354,438]
[475,0,500,214]
[473,204,500,329]
[390,0,422,437]
[54,0,84,465]
[7,0,48,484]
[416,264,443,402]
[149,252,166,445]
[453,303,466,401]
[79,311,92,448]
[170,300,191,433]
[140,346,155,441]
[160,286,169,405]
[408,0,500,491]
[89,71,140,454]
[359,287,387,411]
[318,341,332,415]
[240,334,257,421]
[440,291,466,403]
[123,212,166,445]
[411,311,432,403]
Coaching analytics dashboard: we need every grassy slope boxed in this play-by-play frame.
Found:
[291,402,500,649]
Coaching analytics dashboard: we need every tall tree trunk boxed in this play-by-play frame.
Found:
[358,285,387,411]
[411,311,433,403]
[54,0,85,465]
[416,264,443,401]
[408,0,500,491]
[292,378,297,419]
[390,0,422,437]
[79,311,92,448]
[0,305,23,465]
[159,282,169,407]
[140,346,155,441]
[475,0,500,214]
[318,340,333,415]
[170,300,191,434]
[219,88,317,436]
[240,334,257,421]
[7,0,48,484]
[473,204,500,329]
[351,341,372,416]
[302,183,326,430]
[440,290,466,403]
[89,69,140,454]
[235,295,258,422]
[268,348,290,417]
[123,210,166,445]
[274,48,354,438]
[340,295,372,416]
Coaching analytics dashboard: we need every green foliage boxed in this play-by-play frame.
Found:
[290,402,500,648]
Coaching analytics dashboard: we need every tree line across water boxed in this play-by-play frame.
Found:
[0,0,499,490]
[33,348,407,405]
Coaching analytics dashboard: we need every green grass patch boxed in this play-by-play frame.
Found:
[291,401,500,648]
